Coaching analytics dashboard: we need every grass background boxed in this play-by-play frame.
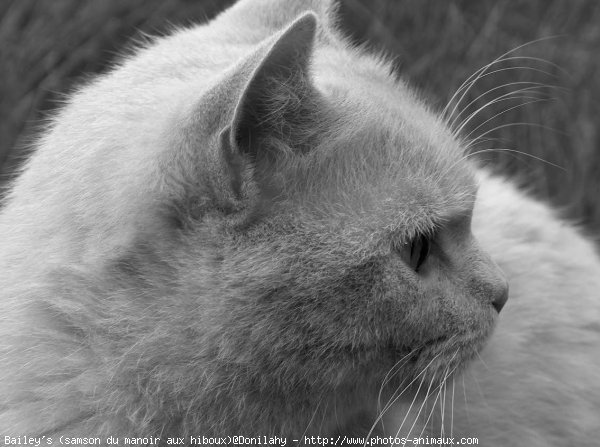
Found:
[1,0,598,239]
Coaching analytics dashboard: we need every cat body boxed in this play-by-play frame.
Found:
[0,0,598,444]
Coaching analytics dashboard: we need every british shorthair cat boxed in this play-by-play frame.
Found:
[0,0,598,445]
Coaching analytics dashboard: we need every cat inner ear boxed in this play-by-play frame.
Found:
[221,13,320,194]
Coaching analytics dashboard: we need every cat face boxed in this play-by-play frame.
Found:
[162,12,508,413]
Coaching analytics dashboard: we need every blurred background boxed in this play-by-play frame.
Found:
[1,0,598,239]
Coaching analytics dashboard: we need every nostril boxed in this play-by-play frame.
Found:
[492,282,509,313]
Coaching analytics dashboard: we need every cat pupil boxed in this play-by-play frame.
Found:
[410,234,430,272]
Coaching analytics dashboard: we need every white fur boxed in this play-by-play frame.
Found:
[1,0,599,443]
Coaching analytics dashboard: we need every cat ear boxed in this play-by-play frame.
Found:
[219,13,319,195]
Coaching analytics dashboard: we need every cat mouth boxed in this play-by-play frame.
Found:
[386,335,449,362]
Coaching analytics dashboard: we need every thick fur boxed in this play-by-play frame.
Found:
[0,0,598,444]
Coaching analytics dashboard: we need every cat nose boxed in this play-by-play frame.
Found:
[492,279,509,313]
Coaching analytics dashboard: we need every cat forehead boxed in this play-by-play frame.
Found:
[284,56,478,232]
[295,139,476,234]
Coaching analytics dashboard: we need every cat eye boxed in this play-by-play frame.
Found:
[409,234,430,272]
[393,234,431,273]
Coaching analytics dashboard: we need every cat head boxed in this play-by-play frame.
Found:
[154,7,509,413]
[7,0,509,433]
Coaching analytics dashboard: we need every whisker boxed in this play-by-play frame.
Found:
[451,378,455,438]
[443,137,566,181]
[368,337,458,444]
[440,371,447,437]
[468,368,490,412]
[463,97,552,142]
[454,87,552,138]
[439,350,459,437]
[300,396,322,442]
[377,348,420,416]
[466,147,565,171]
[404,348,460,439]
[415,359,460,440]
[415,374,444,439]
[475,351,491,372]
[392,373,427,441]
[450,82,557,134]
[318,399,329,435]
[404,373,438,439]
[469,122,567,147]
[369,345,449,436]
[462,374,470,425]
[445,57,561,128]
[445,62,559,126]
[443,37,565,121]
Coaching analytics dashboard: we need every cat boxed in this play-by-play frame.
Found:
[0,0,598,444]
